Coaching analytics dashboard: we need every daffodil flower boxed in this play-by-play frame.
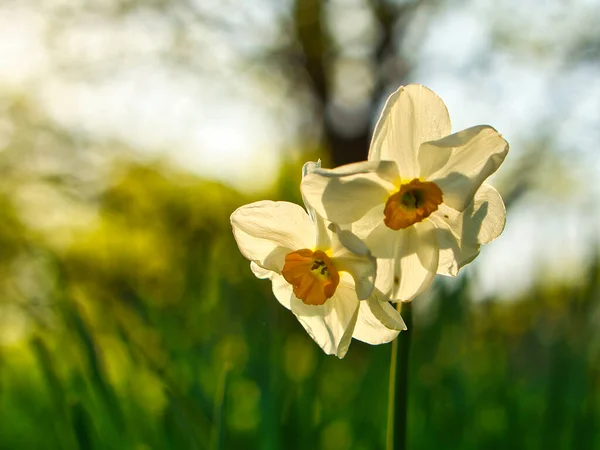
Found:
[230,162,406,358]
[301,85,509,302]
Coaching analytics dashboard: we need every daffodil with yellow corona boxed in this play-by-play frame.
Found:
[301,85,509,302]
[231,162,406,358]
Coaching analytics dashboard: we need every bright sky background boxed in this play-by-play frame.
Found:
[0,0,599,299]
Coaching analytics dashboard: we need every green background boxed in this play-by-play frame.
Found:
[1,161,598,449]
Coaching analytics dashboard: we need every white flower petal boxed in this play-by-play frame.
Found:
[271,273,293,310]
[366,293,407,331]
[301,161,398,225]
[312,209,331,251]
[433,219,479,277]
[328,224,376,300]
[332,253,376,300]
[392,222,439,302]
[364,221,400,259]
[301,160,331,249]
[231,201,315,273]
[374,257,395,298]
[330,223,371,256]
[250,261,274,279]
[290,274,360,358]
[352,301,402,345]
[311,160,400,179]
[419,125,509,211]
[467,183,506,245]
[346,203,397,259]
[302,160,321,177]
[369,85,452,179]
[350,204,385,241]
[430,183,506,276]
[251,262,295,310]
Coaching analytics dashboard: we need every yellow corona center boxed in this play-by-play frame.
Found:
[281,249,340,306]
[383,178,443,230]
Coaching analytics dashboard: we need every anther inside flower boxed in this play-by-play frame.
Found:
[282,249,340,305]
[384,179,443,230]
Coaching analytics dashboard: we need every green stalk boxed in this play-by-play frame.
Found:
[210,362,230,450]
[386,302,413,450]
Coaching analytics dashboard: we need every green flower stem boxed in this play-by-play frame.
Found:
[386,302,413,450]
[210,362,230,450]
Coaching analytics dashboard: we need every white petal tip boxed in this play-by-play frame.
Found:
[302,160,322,178]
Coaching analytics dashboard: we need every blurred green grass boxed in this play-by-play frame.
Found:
[0,161,598,450]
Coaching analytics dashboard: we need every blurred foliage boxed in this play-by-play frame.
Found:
[0,158,598,450]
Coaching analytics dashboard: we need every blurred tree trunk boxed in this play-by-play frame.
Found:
[292,0,417,166]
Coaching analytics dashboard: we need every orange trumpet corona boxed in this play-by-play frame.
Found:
[282,249,340,305]
[384,179,443,230]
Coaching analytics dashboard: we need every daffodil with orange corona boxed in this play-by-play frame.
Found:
[301,85,509,302]
[231,162,406,358]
